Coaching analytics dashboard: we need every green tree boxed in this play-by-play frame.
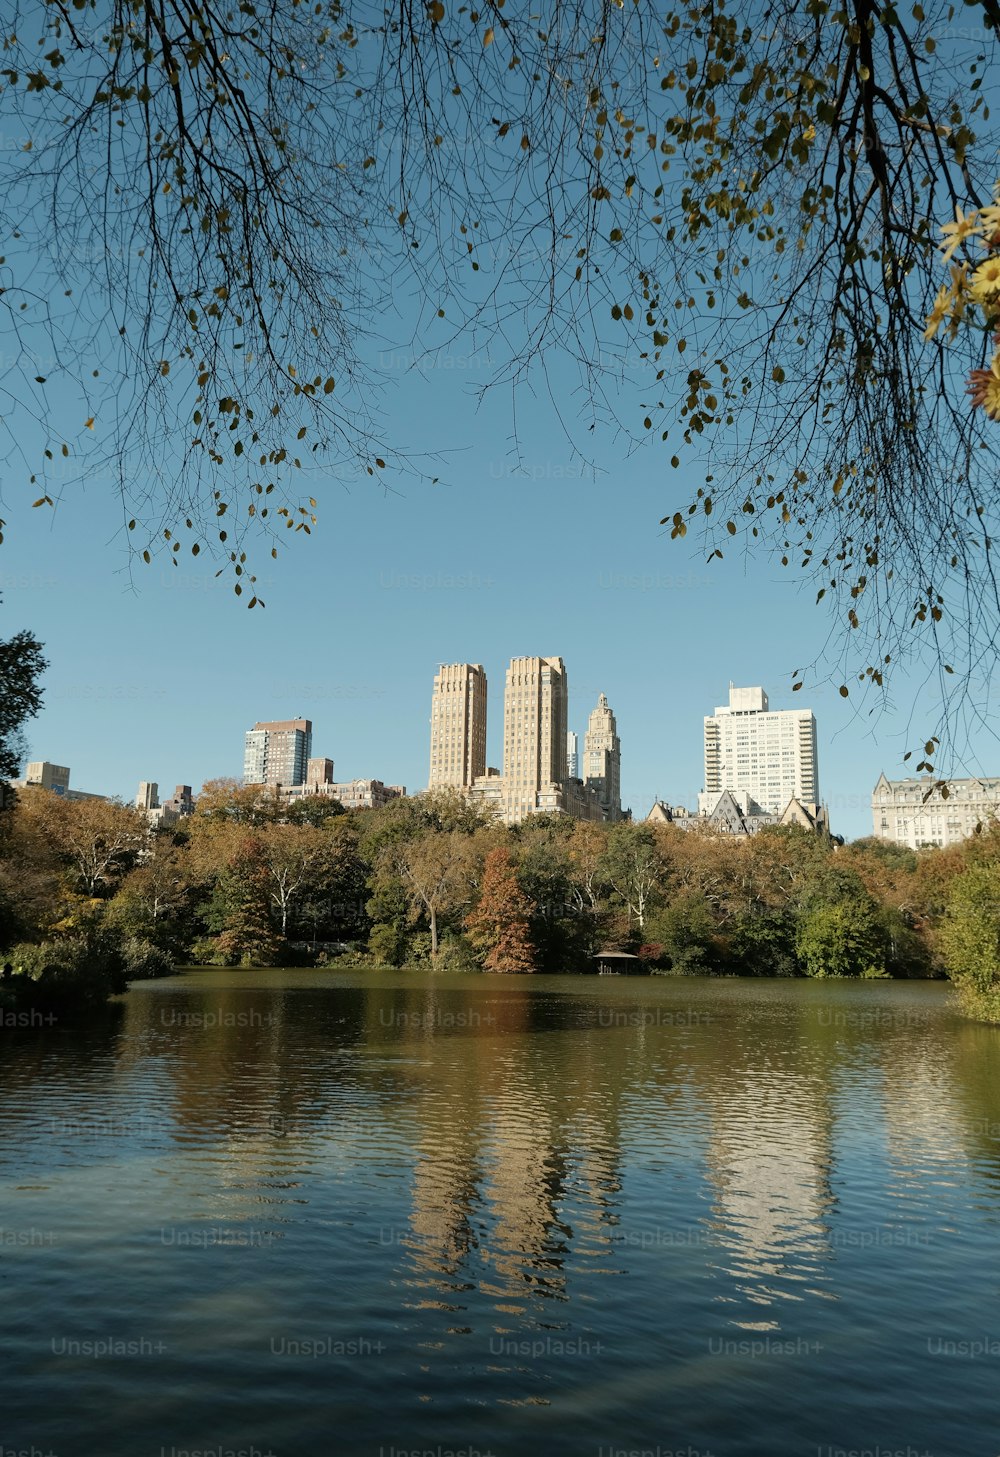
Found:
[600,823,669,933]
[210,835,281,967]
[795,900,888,979]
[465,847,536,974]
[939,861,1000,1020]
[0,599,47,800]
[392,830,476,959]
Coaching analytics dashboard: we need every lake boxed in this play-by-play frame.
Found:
[1,970,998,1457]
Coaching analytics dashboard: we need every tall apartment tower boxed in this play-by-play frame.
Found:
[583,693,622,819]
[244,719,312,787]
[566,732,580,780]
[502,656,568,820]
[699,684,818,815]
[428,663,488,790]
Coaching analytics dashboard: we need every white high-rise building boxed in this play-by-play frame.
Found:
[566,732,579,780]
[583,693,622,820]
[428,663,488,791]
[698,684,818,816]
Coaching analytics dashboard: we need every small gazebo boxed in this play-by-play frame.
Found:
[593,950,648,975]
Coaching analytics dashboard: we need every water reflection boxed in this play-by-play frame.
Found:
[2,972,999,1457]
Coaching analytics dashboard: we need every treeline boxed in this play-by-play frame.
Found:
[2,779,1000,1019]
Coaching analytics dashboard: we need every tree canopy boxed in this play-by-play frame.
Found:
[0,596,47,791]
[2,0,999,751]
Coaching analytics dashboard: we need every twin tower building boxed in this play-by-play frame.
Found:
[428,658,623,825]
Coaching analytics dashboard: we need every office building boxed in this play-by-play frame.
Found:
[583,693,622,819]
[244,719,312,787]
[872,774,1000,848]
[428,664,487,791]
[699,684,819,816]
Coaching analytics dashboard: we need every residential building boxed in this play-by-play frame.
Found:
[567,732,579,780]
[244,719,312,787]
[872,774,1000,848]
[699,684,819,816]
[648,792,829,837]
[428,663,487,791]
[279,778,405,811]
[583,693,622,820]
[135,781,194,829]
[501,655,568,823]
[161,785,194,817]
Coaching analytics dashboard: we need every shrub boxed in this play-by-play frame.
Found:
[121,937,175,980]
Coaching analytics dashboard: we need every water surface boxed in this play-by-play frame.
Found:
[1,971,998,1457]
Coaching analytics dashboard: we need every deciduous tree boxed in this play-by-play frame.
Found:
[465,846,536,974]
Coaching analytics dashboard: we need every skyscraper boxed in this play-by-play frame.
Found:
[699,684,818,815]
[428,663,488,790]
[566,731,579,780]
[502,655,568,821]
[583,693,622,819]
[244,719,312,787]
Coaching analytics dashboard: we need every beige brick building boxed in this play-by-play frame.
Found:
[501,655,568,823]
[583,693,622,820]
[428,664,487,791]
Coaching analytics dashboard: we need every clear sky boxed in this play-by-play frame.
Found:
[6,308,991,845]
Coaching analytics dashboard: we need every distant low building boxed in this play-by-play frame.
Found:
[648,791,829,837]
[136,781,194,828]
[13,761,107,802]
[279,778,405,811]
[872,774,1000,849]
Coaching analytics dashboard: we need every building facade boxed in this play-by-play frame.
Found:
[699,684,818,816]
[872,774,1000,848]
[279,778,405,811]
[583,693,622,819]
[566,732,579,780]
[244,719,312,787]
[428,663,488,791]
[14,762,106,802]
[501,655,568,823]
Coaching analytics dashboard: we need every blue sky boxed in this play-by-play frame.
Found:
[5,10,1000,841]
[3,318,983,843]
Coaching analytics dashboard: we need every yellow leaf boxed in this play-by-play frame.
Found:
[85,417,95,429]
[484,26,494,45]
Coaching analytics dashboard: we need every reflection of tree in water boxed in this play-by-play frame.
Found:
[939,1019,1000,1193]
[115,975,1000,1323]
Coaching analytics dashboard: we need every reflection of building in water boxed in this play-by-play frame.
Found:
[702,1073,835,1311]
[879,1042,966,1178]
[481,1098,570,1300]
[400,1000,628,1307]
[409,1125,486,1275]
